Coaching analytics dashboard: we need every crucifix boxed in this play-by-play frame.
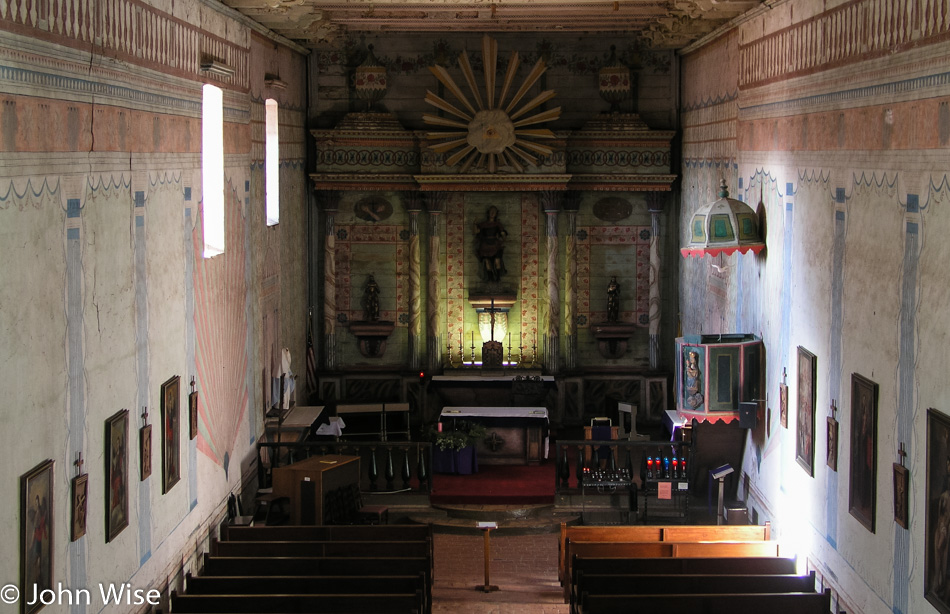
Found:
[142,406,149,425]
[74,452,84,475]
[830,399,837,419]
[898,442,907,467]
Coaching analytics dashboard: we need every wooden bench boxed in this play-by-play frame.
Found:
[219,525,434,563]
[580,589,831,614]
[571,572,815,614]
[186,572,429,614]
[558,522,770,584]
[210,539,430,559]
[221,524,432,542]
[571,555,797,578]
[203,553,430,577]
[186,572,427,596]
[201,554,432,605]
[170,591,423,613]
[563,541,781,601]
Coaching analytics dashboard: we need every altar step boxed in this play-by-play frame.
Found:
[407,503,579,535]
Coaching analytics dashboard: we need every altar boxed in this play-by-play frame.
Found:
[440,406,549,465]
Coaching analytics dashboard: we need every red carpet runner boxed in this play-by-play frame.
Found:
[430,461,556,505]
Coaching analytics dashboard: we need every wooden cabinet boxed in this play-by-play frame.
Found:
[271,455,360,525]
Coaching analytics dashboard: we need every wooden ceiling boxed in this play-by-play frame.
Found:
[222,0,764,49]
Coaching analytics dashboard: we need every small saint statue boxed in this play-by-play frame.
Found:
[474,206,508,283]
[363,274,380,322]
[685,350,704,409]
[606,276,620,322]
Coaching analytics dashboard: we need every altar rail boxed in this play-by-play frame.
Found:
[257,440,433,495]
[553,439,691,495]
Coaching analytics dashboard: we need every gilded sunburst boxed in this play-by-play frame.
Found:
[423,35,561,174]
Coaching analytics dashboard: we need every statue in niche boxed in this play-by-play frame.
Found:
[606,276,620,322]
[474,205,508,282]
[685,350,704,409]
[363,275,380,322]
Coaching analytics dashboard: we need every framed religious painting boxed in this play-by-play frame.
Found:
[140,424,152,481]
[779,382,788,428]
[20,459,53,614]
[796,347,816,476]
[926,409,950,613]
[849,373,878,533]
[105,409,129,542]
[894,463,909,530]
[189,391,198,440]
[161,375,181,494]
[71,473,88,542]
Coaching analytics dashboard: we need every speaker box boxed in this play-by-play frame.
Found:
[738,402,758,429]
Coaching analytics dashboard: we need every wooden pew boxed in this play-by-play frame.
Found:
[170,591,423,613]
[558,522,771,583]
[211,539,430,558]
[201,554,433,613]
[186,572,426,596]
[563,541,781,601]
[558,525,662,583]
[186,572,429,614]
[580,589,831,614]
[202,553,431,577]
[221,524,432,542]
[571,555,797,578]
[663,523,770,541]
[571,572,815,614]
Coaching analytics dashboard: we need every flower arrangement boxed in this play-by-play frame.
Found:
[428,420,487,451]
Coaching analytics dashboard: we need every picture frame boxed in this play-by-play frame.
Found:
[849,373,878,533]
[140,424,152,481]
[779,382,788,428]
[189,391,198,440]
[71,473,88,542]
[161,375,181,494]
[20,459,53,614]
[827,416,839,472]
[926,409,950,613]
[894,463,909,530]
[105,409,130,542]
[796,347,816,476]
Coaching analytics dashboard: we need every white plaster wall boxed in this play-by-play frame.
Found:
[0,0,309,607]
[680,1,950,612]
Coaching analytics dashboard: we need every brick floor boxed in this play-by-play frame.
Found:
[432,533,570,613]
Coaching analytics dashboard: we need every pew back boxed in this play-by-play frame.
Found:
[222,524,431,542]
[580,589,830,614]
[211,539,430,558]
[558,522,771,583]
[171,591,423,613]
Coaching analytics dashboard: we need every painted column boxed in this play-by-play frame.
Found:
[892,193,922,614]
[827,186,846,546]
[647,192,664,370]
[425,192,446,372]
[540,191,561,374]
[132,186,153,565]
[319,190,340,370]
[405,192,423,371]
[563,192,580,372]
[185,179,198,510]
[64,185,88,613]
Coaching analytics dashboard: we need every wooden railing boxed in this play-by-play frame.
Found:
[257,440,433,495]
